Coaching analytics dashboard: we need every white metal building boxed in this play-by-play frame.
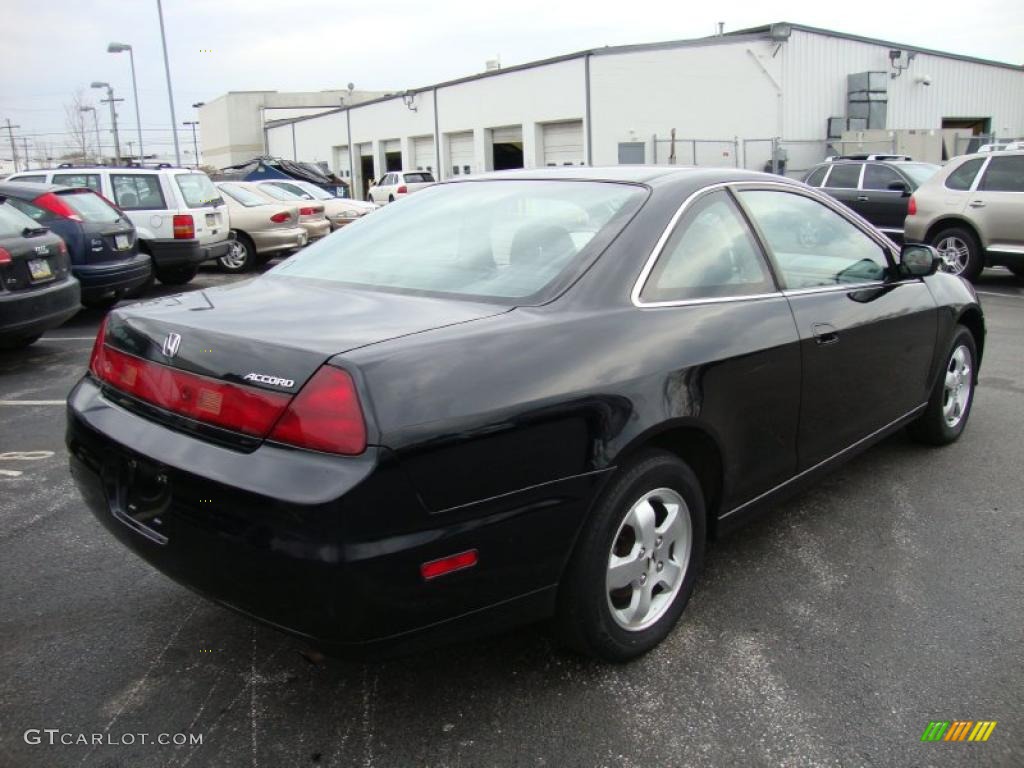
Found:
[263,22,1024,198]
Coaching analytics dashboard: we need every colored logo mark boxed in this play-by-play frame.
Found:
[921,720,997,742]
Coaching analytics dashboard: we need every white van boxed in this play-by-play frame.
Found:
[7,167,231,285]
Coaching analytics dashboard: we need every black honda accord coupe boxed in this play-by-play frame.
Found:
[67,167,984,661]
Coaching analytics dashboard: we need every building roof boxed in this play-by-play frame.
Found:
[268,21,1022,128]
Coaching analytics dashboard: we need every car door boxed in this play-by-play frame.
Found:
[859,163,910,237]
[735,186,938,470]
[821,162,864,216]
[969,154,1024,251]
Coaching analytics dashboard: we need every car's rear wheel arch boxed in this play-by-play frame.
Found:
[612,422,724,537]
[925,217,982,250]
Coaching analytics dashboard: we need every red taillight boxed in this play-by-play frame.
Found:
[270,211,290,223]
[91,341,291,436]
[0,247,11,266]
[88,317,109,374]
[172,214,195,239]
[268,366,366,455]
[396,185,408,194]
[56,239,67,255]
[421,550,478,581]
[299,206,316,216]
[907,195,917,216]
[33,192,83,222]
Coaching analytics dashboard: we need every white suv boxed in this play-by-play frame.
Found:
[367,170,435,204]
[7,166,231,285]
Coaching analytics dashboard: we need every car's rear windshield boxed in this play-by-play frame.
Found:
[259,184,303,201]
[60,191,124,223]
[897,163,941,186]
[272,180,646,302]
[0,201,39,237]
[175,173,222,207]
[405,172,435,183]
[219,183,268,207]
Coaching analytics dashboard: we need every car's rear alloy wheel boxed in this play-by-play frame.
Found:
[557,450,705,661]
[932,227,982,281]
[606,488,692,631]
[908,325,977,445]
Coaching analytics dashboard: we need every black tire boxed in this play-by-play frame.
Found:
[556,450,706,662]
[218,233,256,273]
[1008,265,1024,280]
[0,334,42,350]
[388,194,395,203]
[908,325,978,446]
[155,264,199,286]
[931,226,983,282]
[81,293,120,310]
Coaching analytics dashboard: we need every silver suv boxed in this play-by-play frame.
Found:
[904,151,1024,281]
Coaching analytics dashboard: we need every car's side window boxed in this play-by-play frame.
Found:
[53,173,101,192]
[978,155,1024,192]
[862,164,904,191]
[824,163,861,189]
[944,158,985,191]
[111,175,166,210]
[804,166,828,187]
[738,190,889,289]
[639,190,775,303]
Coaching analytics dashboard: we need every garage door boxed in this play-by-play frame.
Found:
[543,120,584,166]
[412,136,435,173]
[491,125,522,144]
[447,132,474,176]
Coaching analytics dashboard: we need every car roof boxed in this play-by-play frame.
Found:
[451,166,792,188]
[0,180,74,196]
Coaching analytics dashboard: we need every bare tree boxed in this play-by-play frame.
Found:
[64,88,93,162]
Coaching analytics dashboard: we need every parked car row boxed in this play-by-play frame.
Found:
[804,149,1024,281]
[0,165,382,348]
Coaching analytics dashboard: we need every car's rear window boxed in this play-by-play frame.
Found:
[272,180,646,302]
[175,173,222,208]
[219,184,268,207]
[404,172,435,184]
[0,201,39,237]
[59,191,124,223]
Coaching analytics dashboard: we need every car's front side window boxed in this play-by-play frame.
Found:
[944,158,985,191]
[824,164,861,189]
[863,164,904,191]
[639,190,775,303]
[53,173,101,192]
[978,155,1024,192]
[738,190,889,289]
[804,166,828,187]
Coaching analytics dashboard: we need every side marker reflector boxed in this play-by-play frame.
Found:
[421,550,478,581]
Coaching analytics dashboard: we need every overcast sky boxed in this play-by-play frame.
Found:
[1,0,1021,163]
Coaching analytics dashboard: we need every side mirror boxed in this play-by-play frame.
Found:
[898,244,940,277]
[887,180,910,195]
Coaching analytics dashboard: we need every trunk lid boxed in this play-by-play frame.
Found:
[106,274,510,397]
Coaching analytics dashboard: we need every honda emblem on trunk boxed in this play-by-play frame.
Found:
[162,332,182,359]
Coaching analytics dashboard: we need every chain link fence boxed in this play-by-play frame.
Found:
[651,135,739,168]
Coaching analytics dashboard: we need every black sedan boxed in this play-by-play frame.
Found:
[67,167,983,661]
[0,181,151,309]
[0,197,79,348]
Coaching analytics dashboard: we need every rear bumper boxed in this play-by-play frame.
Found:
[147,238,231,268]
[299,219,331,241]
[0,277,81,339]
[250,227,307,254]
[65,376,587,653]
[74,253,153,299]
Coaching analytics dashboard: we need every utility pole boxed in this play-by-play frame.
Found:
[92,82,123,165]
[3,119,20,172]
[21,137,30,170]
[127,140,135,164]
[183,121,199,167]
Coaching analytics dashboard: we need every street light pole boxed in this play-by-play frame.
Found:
[183,121,199,167]
[91,82,123,165]
[155,0,182,165]
[108,43,144,165]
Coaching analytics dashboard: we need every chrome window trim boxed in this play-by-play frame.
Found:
[631,180,901,309]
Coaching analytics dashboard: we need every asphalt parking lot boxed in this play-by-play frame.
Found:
[1,265,1022,768]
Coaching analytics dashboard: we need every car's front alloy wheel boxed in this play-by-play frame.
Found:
[557,450,705,661]
[908,325,977,445]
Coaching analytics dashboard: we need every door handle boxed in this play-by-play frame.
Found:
[811,323,839,345]
[969,200,986,208]
[856,195,869,202]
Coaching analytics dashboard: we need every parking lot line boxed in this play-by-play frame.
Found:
[976,290,1023,300]
[0,400,66,406]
